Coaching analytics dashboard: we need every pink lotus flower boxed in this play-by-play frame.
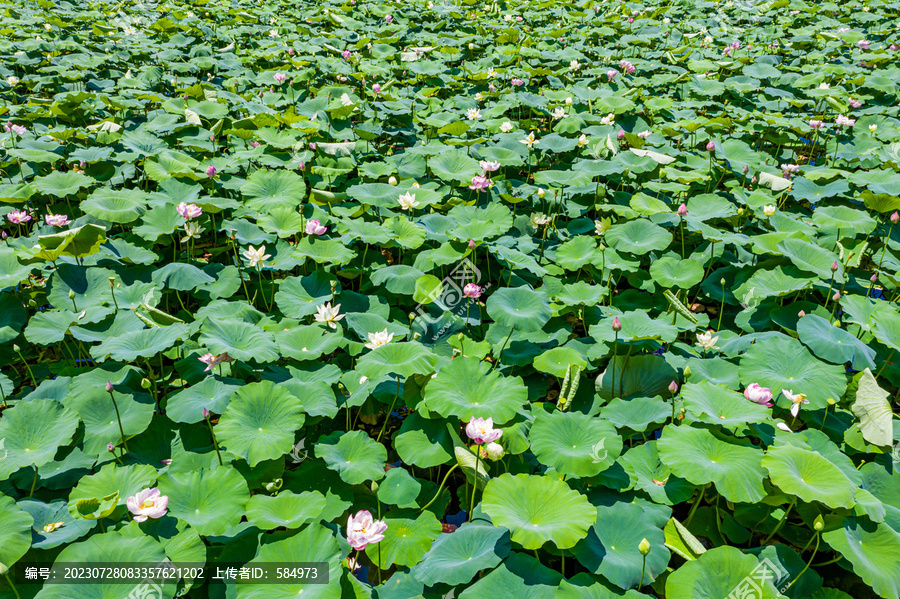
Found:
[288,47,295,56]
[206,165,216,178]
[177,202,202,219]
[342,50,351,59]
[743,383,773,407]
[848,97,862,108]
[251,141,261,148]
[6,210,31,224]
[617,129,625,140]
[668,381,679,394]
[385,14,392,22]
[465,417,502,445]
[890,44,899,51]
[347,557,360,572]
[677,203,688,217]
[619,60,635,74]
[891,211,899,224]
[480,160,501,172]
[4,121,26,135]
[835,114,855,127]
[273,72,287,84]
[198,352,234,372]
[706,140,715,151]
[511,78,524,87]
[612,316,622,331]
[305,219,327,235]
[857,40,870,50]
[468,174,490,191]
[463,283,482,299]
[44,213,71,227]
[607,69,618,81]
[346,510,387,550]
[372,83,381,94]
[809,120,824,129]
[126,488,169,522]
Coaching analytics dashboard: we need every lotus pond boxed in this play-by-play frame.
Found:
[1,0,900,597]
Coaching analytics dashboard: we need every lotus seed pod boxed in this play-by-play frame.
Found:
[107,443,115,452]
[826,397,836,405]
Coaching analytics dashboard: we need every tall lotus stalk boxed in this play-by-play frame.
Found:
[203,408,224,466]
[106,381,129,452]
[611,317,621,398]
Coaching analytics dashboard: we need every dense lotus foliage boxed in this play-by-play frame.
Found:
[2,0,900,597]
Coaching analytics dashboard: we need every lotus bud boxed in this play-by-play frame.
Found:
[612,316,622,331]
[264,478,283,493]
[833,291,841,302]
[668,381,679,394]
[871,273,878,282]
[68,289,75,299]
[468,239,476,249]
[830,261,838,272]
[203,407,210,419]
[892,211,899,224]
[720,277,726,285]
[706,140,715,151]
[677,203,688,217]
[106,380,114,393]
[107,443,115,452]
[0,563,8,576]
[798,310,806,317]
[371,481,379,492]
[141,378,152,389]
[743,165,749,174]
[372,83,381,94]
[683,365,691,378]
[638,538,651,556]
[388,176,398,186]
[13,344,20,352]
[458,333,464,340]
[28,299,36,307]
[409,312,416,321]
[737,207,744,215]
[537,188,546,198]
[814,515,825,531]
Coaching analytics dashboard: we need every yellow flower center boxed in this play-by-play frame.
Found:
[141,499,156,509]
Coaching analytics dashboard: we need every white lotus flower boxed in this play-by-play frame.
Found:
[340,93,354,106]
[365,329,394,350]
[696,330,719,350]
[570,59,580,70]
[397,192,419,210]
[600,113,616,126]
[314,302,345,329]
[242,244,271,268]
[466,108,482,120]
[763,205,776,216]
[552,106,567,119]
[577,133,589,147]
[499,121,514,133]
[783,389,809,418]
[520,131,538,148]
[531,213,551,228]
[181,222,204,243]
[487,67,496,78]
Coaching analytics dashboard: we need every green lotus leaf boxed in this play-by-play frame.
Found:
[32,170,93,198]
[796,314,876,371]
[34,531,178,599]
[429,149,482,182]
[69,463,158,517]
[0,494,34,569]
[36,223,107,260]
[589,311,679,344]
[157,467,251,536]
[216,380,305,467]
[681,380,771,427]
[458,551,562,599]
[276,324,344,360]
[0,399,80,480]
[619,442,696,506]
[245,491,326,529]
[556,236,597,271]
[822,518,900,599]
[665,545,783,599]
[571,501,670,590]
[486,287,551,332]
[377,467,421,508]
[199,319,280,363]
[314,430,387,485]
[18,498,95,550]
[851,368,895,447]
[356,342,437,379]
[533,347,588,378]
[166,376,242,423]
[413,522,510,586]
[649,257,704,288]
[81,188,148,223]
[605,220,673,255]
[151,262,216,290]
[366,510,442,569]
[275,272,336,318]
[657,425,767,503]
[237,524,342,599]
[93,324,190,362]
[595,354,678,400]
[481,473,596,550]
[762,445,856,508]
[777,238,843,280]
[421,356,528,424]
[529,410,622,477]
[65,387,154,454]
[600,396,672,432]
[241,168,307,211]
[738,334,846,410]
[393,412,456,468]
